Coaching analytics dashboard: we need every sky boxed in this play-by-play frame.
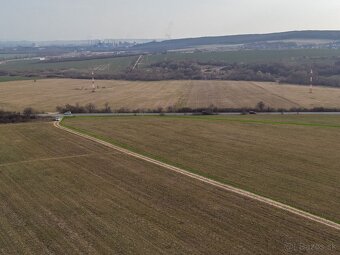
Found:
[1,0,340,41]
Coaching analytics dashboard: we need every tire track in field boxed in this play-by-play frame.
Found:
[0,153,115,167]
[54,121,340,231]
[251,82,303,108]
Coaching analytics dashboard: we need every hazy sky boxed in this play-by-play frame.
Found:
[1,0,340,41]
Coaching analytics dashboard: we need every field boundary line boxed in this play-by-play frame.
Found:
[54,121,340,231]
[0,152,118,167]
[250,82,302,108]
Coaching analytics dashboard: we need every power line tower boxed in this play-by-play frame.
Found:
[309,69,313,94]
[92,70,96,93]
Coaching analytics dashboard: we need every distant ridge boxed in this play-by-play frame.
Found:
[134,30,340,52]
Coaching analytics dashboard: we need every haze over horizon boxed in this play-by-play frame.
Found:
[1,0,340,41]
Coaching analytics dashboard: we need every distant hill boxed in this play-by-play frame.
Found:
[134,30,340,52]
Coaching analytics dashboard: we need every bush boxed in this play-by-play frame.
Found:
[23,107,34,117]
[0,109,38,124]
[56,103,113,113]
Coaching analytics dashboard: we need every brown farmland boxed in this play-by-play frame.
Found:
[63,115,340,223]
[0,122,339,254]
[1,79,340,112]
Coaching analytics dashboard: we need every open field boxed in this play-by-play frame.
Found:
[1,123,339,254]
[0,76,38,83]
[0,53,33,61]
[0,55,137,74]
[142,49,340,65]
[1,79,340,112]
[63,115,340,223]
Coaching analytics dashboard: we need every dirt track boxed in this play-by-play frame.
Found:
[54,121,340,231]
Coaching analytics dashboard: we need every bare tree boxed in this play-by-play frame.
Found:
[103,102,112,113]
[256,101,266,112]
[23,107,34,118]
[85,103,96,113]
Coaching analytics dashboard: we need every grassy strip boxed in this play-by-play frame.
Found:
[180,116,340,128]
[0,76,39,82]
[61,117,340,225]
[66,115,340,129]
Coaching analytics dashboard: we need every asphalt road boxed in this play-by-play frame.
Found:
[40,112,340,118]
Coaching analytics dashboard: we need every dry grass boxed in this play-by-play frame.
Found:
[1,79,340,112]
[0,122,339,254]
[63,115,340,223]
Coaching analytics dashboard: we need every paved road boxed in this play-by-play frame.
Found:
[54,120,340,231]
[41,112,340,118]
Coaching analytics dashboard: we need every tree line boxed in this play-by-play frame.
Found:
[0,108,42,124]
[56,102,340,115]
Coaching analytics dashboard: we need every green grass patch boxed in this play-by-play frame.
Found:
[0,76,39,82]
[145,49,340,65]
[64,114,340,129]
